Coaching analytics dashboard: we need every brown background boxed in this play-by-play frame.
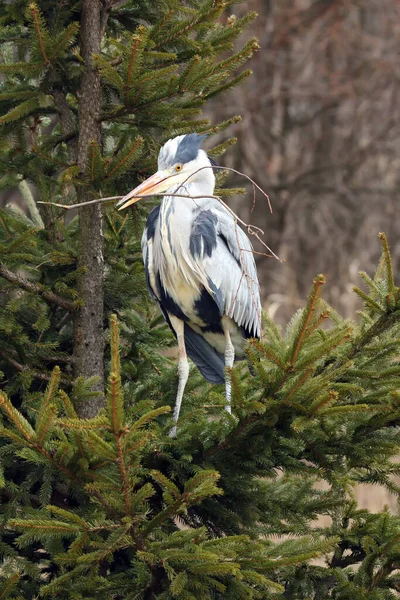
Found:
[206,0,400,513]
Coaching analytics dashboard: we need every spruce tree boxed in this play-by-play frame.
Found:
[1,2,400,599]
[0,0,257,415]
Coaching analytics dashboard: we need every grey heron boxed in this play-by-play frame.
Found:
[117,134,261,435]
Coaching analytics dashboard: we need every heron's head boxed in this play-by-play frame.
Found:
[117,133,215,210]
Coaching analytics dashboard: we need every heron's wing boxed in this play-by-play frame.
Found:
[183,324,225,383]
[142,204,225,383]
[156,302,226,384]
[141,205,161,300]
[197,206,262,338]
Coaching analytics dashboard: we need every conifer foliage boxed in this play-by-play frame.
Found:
[1,1,400,599]
[1,235,400,598]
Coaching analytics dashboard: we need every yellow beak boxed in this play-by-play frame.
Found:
[117,170,178,210]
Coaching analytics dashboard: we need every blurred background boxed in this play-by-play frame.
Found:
[207,0,400,325]
[206,0,400,513]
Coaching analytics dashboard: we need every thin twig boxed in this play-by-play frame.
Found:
[38,196,121,209]
[39,193,280,262]
[212,165,272,214]
[37,164,279,260]
[178,164,272,219]
[241,248,278,258]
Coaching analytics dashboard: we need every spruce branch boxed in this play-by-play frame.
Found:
[116,433,130,513]
[105,136,144,179]
[33,443,77,482]
[309,390,338,417]
[283,367,314,405]
[48,22,80,61]
[353,285,382,312]
[58,390,85,458]
[0,350,71,385]
[0,392,36,442]
[56,416,109,430]
[290,274,326,364]
[347,309,400,361]
[0,97,39,125]
[0,264,77,311]
[307,309,331,335]
[126,33,141,89]
[107,314,125,434]
[0,574,21,600]
[379,232,395,293]
[249,339,285,369]
[29,3,50,65]
[108,316,129,511]
[36,404,56,445]
[129,406,171,433]
[31,145,70,168]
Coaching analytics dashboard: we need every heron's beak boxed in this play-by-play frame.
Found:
[117,170,182,210]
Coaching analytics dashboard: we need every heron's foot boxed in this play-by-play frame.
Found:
[169,424,177,438]
[225,378,232,414]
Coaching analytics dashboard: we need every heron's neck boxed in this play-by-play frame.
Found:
[165,174,215,205]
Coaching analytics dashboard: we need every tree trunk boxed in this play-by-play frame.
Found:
[73,0,105,417]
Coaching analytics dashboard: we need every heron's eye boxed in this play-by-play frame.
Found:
[175,164,183,172]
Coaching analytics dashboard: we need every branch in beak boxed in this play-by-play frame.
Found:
[117,170,174,210]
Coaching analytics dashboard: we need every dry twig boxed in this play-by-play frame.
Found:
[37,166,279,261]
[38,192,280,262]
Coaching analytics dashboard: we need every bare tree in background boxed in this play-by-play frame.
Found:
[208,0,400,323]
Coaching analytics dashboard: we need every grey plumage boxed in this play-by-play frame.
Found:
[117,133,261,433]
[141,190,261,376]
[183,324,225,384]
[159,133,207,169]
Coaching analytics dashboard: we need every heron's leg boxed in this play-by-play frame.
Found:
[222,318,235,414]
[168,315,189,437]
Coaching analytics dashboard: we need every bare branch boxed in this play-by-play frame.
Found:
[0,350,71,385]
[39,192,281,262]
[38,165,279,260]
[38,196,120,209]
[211,165,273,214]
[0,264,77,312]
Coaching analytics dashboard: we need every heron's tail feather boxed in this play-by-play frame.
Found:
[184,324,225,384]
